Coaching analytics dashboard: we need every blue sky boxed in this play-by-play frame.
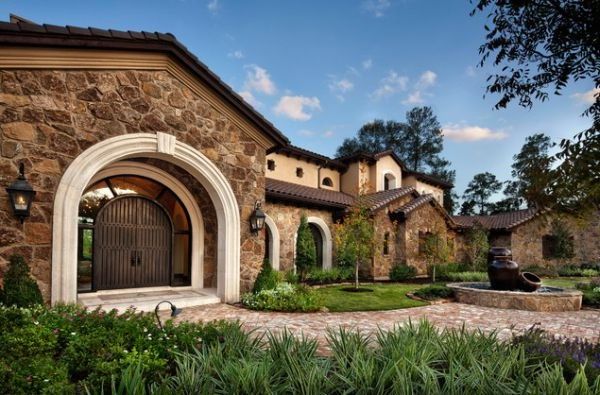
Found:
[1,0,595,199]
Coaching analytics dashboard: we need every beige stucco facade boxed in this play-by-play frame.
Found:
[403,176,444,205]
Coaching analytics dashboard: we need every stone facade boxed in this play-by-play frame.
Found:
[263,200,336,272]
[0,69,268,300]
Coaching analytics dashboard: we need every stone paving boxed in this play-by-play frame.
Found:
[171,303,600,351]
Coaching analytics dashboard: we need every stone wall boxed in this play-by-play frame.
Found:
[511,212,600,268]
[0,69,267,300]
[263,200,335,272]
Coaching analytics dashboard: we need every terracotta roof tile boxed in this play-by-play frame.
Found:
[266,179,354,209]
[394,194,435,215]
[452,208,538,230]
[358,187,415,211]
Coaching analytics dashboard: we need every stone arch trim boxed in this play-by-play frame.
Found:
[51,132,240,304]
[264,215,280,271]
[306,216,333,270]
[88,161,205,289]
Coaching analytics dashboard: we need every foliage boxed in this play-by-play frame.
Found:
[242,283,322,312]
[462,172,502,215]
[459,199,476,216]
[473,0,600,214]
[295,215,316,281]
[445,271,488,282]
[491,180,525,213]
[576,279,600,308]
[315,284,426,312]
[522,265,559,278]
[283,270,299,284]
[305,267,354,285]
[464,223,489,271]
[252,260,280,294]
[0,254,43,308]
[389,263,417,282]
[333,203,376,289]
[511,133,555,207]
[513,325,600,384]
[0,304,245,393]
[548,219,576,260]
[413,285,454,300]
[427,262,470,281]
[420,233,452,278]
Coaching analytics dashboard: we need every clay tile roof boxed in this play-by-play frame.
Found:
[358,187,415,211]
[274,145,347,171]
[403,170,453,189]
[394,194,435,215]
[265,178,354,209]
[0,15,290,148]
[336,150,406,171]
[452,208,539,230]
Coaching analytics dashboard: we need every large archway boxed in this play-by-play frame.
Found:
[51,132,240,304]
[306,217,333,270]
[264,214,280,270]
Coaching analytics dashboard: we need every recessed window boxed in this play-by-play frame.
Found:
[267,159,276,171]
[542,235,557,259]
[418,231,432,256]
[383,232,390,255]
[384,173,396,190]
[322,177,333,187]
[296,167,304,178]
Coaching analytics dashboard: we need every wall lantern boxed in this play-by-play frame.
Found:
[250,201,266,234]
[6,163,36,223]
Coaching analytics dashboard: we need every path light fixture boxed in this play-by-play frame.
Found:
[6,163,36,224]
[250,200,266,234]
[154,300,182,330]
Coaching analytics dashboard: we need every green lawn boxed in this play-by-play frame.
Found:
[542,277,588,289]
[315,283,427,312]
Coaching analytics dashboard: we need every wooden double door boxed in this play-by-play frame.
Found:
[94,196,173,290]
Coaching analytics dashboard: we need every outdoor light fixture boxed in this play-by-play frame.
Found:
[6,163,36,224]
[250,200,266,234]
[154,300,182,330]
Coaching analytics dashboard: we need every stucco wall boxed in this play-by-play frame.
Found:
[374,155,402,192]
[0,68,268,299]
[402,176,444,205]
[265,152,341,191]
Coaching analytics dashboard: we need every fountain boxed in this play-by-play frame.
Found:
[447,248,582,312]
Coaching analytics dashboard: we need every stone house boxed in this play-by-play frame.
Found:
[0,16,596,310]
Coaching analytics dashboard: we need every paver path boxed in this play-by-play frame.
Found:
[171,303,600,350]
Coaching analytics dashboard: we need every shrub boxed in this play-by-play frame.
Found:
[446,271,488,282]
[0,254,43,307]
[522,265,559,278]
[306,267,355,285]
[582,268,600,277]
[558,265,583,277]
[427,262,469,280]
[389,264,417,282]
[295,215,316,280]
[284,270,299,284]
[464,223,489,271]
[413,285,454,300]
[253,260,279,294]
[242,283,322,312]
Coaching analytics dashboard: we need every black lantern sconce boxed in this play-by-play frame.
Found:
[250,201,266,234]
[6,163,36,224]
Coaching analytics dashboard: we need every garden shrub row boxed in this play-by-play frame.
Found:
[389,263,417,281]
[305,267,354,285]
[576,279,600,308]
[413,285,454,300]
[241,283,322,312]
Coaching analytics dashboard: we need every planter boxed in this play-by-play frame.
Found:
[487,247,519,290]
[519,272,542,292]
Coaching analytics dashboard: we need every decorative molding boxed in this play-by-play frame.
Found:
[306,216,333,270]
[51,133,241,304]
[157,132,176,156]
[264,214,280,271]
[0,47,273,150]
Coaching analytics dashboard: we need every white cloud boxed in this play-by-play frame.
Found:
[329,78,354,101]
[243,65,277,95]
[417,70,437,88]
[370,71,408,99]
[363,0,391,17]
[465,66,476,77]
[402,90,424,105]
[228,50,244,59]
[273,96,321,121]
[207,0,219,14]
[237,91,261,108]
[571,88,600,105]
[323,130,335,138]
[442,124,509,142]
[362,59,373,70]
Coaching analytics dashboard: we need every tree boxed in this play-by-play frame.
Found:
[464,223,489,271]
[0,254,43,307]
[511,133,555,206]
[459,200,477,216]
[473,0,600,213]
[335,120,402,158]
[429,157,458,214]
[462,172,502,215]
[490,181,524,213]
[333,203,376,289]
[295,215,316,281]
[548,218,575,261]
[401,107,444,172]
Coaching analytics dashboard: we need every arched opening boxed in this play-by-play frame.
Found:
[263,215,280,270]
[52,133,240,304]
[305,217,332,270]
[384,173,397,190]
[309,223,324,269]
[322,177,333,187]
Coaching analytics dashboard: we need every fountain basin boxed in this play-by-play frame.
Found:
[447,282,582,312]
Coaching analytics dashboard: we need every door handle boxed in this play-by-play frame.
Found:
[131,251,137,267]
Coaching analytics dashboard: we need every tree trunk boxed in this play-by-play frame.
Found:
[355,258,359,289]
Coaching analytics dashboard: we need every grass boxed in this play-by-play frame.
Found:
[542,277,589,289]
[315,283,427,312]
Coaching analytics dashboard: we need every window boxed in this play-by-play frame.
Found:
[322,177,333,187]
[296,167,304,178]
[384,173,396,190]
[542,235,557,259]
[418,231,431,256]
[383,232,390,255]
[267,159,275,171]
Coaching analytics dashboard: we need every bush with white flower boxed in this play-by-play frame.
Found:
[242,282,322,312]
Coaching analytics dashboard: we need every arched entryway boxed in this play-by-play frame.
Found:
[52,132,240,304]
[263,214,280,270]
[306,217,332,270]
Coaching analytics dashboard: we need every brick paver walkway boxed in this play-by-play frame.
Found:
[172,303,600,349]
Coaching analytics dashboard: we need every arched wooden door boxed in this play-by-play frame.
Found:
[94,196,172,290]
[309,223,323,269]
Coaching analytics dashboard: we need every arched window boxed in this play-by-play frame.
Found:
[384,173,396,190]
[322,177,333,187]
[383,232,390,255]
